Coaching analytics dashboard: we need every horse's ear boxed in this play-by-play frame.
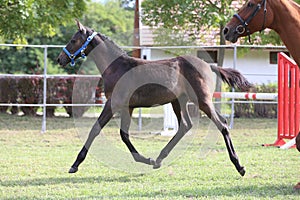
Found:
[75,19,86,34]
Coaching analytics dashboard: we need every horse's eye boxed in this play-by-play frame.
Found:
[247,2,254,8]
[71,39,76,44]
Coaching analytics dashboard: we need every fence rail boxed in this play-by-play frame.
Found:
[0,44,287,132]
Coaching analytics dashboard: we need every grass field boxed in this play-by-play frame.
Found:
[0,113,300,199]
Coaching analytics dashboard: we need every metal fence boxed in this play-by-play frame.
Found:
[0,44,287,132]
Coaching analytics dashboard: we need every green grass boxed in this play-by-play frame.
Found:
[0,113,300,199]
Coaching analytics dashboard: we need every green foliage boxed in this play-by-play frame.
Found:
[249,30,284,46]
[0,46,42,74]
[0,0,134,74]
[0,0,87,43]
[0,38,68,74]
[141,0,240,46]
[141,0,300,46]
[81,1,134,46]
[233,83,278,118]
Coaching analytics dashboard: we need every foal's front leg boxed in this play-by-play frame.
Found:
[120,108,156,166]
[69,99,114,173]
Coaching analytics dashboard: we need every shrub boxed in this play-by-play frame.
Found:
[234,83,278,118]
[0,76,103,117]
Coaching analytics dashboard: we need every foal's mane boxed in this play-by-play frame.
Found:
[97,32,128,56]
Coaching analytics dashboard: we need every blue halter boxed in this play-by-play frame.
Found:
[63,32,98,66]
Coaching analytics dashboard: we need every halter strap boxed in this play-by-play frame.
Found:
[63,32,98,67]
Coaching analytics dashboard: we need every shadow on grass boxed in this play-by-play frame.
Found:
[75,184,300,199]
[1,176,299,199]
[0,174,137,187]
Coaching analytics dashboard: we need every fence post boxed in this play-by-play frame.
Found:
[41,46,47,133]
[229,45,237,129]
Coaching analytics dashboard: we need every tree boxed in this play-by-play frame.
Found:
[81,1,134,46]
[0,0,86,43]
[141,0,241,66]
[141,0,300,52]
[0,0,134,74]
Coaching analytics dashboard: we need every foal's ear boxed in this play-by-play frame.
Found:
[75,19,86,34]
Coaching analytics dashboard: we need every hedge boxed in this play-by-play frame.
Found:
[0,76,103,117]
[233,83,278,118]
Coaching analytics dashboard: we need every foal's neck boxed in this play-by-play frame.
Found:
[270,0,300,65]
[90,34,128,74]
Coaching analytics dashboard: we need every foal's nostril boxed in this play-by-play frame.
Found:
[223,27,229,36]
[57,57,60,63]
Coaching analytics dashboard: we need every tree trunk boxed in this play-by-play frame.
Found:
[132,0,140,58]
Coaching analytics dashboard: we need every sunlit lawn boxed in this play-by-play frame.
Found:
[0,113,299,199]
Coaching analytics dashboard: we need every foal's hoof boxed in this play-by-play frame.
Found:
[238,167,246,176]
[149,158,156,166]
[153,160,162,169]
[153,163,161,169]
[68,166,78,173]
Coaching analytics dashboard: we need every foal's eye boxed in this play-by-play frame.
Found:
[247,2,254,8]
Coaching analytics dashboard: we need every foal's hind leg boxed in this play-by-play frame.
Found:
[69,99,114,173]
[200,100,245,176]
[120,108,156,166]
[154,97,192,169]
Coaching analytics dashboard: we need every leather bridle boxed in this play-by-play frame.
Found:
[233,0,267,42]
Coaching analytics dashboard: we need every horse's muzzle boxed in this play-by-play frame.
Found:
[223,26,239,43]
[57,52,69,67]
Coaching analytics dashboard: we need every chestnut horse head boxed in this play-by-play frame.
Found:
[223,0,274,43]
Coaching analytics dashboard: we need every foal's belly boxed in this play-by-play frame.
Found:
[129,84,179,107]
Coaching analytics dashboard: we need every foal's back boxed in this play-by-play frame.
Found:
[125,55,215,107]
[169,55,216,95]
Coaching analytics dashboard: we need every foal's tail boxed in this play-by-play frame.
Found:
[210,65,252,91]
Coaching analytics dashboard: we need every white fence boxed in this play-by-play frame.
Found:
[0,44,286,132]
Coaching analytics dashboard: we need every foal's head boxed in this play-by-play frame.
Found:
[57,20,97,67]
[223,0,274,43]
